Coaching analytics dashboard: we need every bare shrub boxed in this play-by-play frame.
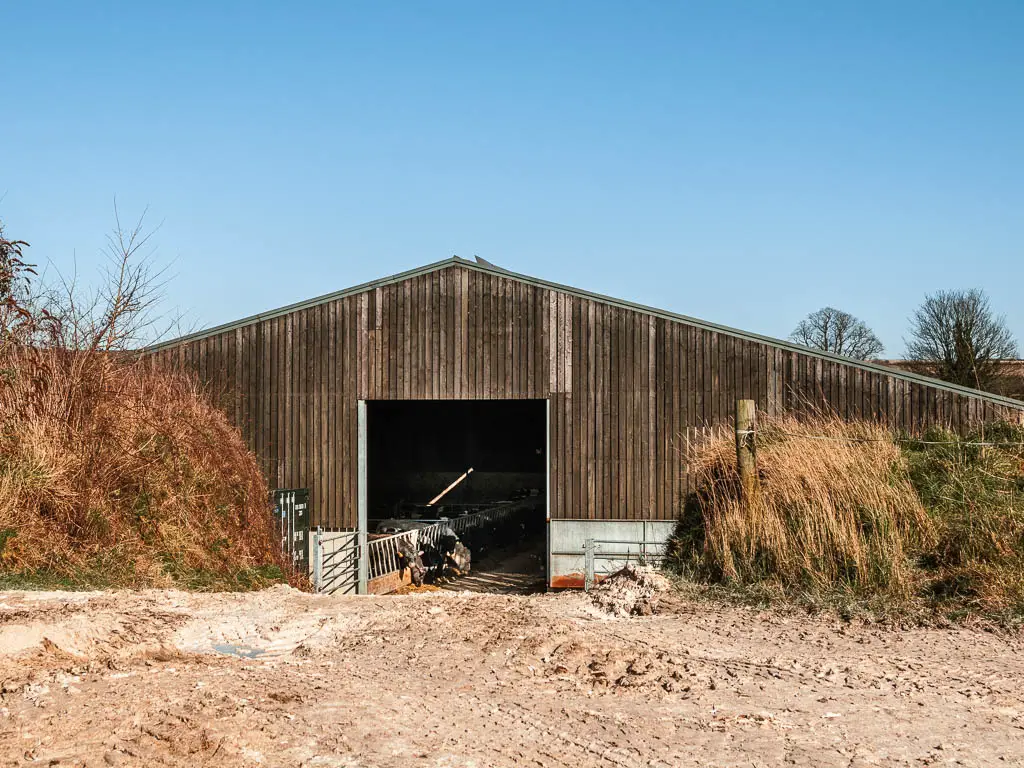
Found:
[0,216,285,588]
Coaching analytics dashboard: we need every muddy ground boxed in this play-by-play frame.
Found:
[1,585,1022,767]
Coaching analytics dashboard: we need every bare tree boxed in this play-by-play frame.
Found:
[789,307,884,360]
[905,289,1018,392]
[42,204,180,351]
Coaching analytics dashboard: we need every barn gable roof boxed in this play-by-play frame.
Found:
[149,256,1024,410]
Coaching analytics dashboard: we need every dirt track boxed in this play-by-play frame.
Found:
[1,586,1023,767]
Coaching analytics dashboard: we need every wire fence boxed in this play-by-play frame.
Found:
[761,429,1024,448]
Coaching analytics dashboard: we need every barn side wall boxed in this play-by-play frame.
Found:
[151,264,1024,528]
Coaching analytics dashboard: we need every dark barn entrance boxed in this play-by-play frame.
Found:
[366,399,547,591]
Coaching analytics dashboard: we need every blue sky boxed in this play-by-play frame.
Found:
[3,1,1022,355]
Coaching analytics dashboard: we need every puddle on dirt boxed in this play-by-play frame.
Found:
[212,643,266,659]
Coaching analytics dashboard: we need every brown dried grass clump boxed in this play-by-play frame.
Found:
[0,348,285,588]
[679,414,935,595]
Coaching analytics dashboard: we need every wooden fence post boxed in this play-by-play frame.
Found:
[735,400,759,503]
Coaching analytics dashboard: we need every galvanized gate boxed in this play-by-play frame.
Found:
[273,488,310,575]
[311,528,360,595]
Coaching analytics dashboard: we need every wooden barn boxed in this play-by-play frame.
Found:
[150,257,1024,589]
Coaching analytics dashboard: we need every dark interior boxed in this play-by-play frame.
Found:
[367,399,546,516]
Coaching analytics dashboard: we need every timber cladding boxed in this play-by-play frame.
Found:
[149,258,1024,529]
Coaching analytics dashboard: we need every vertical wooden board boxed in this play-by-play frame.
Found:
[647,316,657,516]
[380,286,390,397]
[500,276,510,398]
[631,308,641,518]
[435,272,444,398]
[402,278,413,399]
[452,270,463,397]
[540,286,550,397]
[433,270,443,397]
[837,363,848,420]
[735,337,744,407]
[321,305,332,525]
[323,303,334,528]
[509,279,519,396]
[903,377,913,434]
[390,281,400,398]
[302,309,313,501]
[491,275,502,397]
[349,297,360,525]
[233,328,243,431]
[635,313,644,518]
[491,274,501,398]
[520,283,529,398]
[391,280,399,397]
[447,269,457,398]
[477,271,486,396]
[581,301,591,516]
[307,309,320,525]
[409,276,419,398]
[270,315,282,483]
[692,329,703,428]
[616,308,627,520]
[709,331,720,428]
[703,330,714,427]
[590,302,599,519]
[677,323,688,504]
[574,300,585,517]
[599,303,611,519]
[419,274,428,398]
[655,319,665,520]
[562,294,573,517]
[622,310,633,520]
[874,372,884,423]
[278,318,289,490]
[505,278,514,397]
[606,308,617,519]
[461,269,471,397]
[291,314,302,492]
[594,303,606,519]
[667,322,678,514]
[913,383,923,433]
[546,291,557,395]
[519,282,529,398]
[738,337,748,408]
[479,274,490,398]
[336,303,346,527]
[467,271,478,395]
[412,276,423,398]
[525,285,535,398]
[755,342,766,413]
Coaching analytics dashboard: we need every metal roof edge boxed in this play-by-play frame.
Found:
[146,256,1024,411]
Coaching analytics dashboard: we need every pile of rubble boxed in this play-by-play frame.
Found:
[589,564,672,617]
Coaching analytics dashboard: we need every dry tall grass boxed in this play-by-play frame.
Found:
[0,217,285,588]
[0,348,284,587]
[678,415,935,595]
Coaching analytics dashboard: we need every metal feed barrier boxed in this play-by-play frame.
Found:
[366,502,521,583]
[583,538,669,592]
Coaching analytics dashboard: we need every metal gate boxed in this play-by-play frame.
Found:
[273,488,310,575]
[311,528,360,595]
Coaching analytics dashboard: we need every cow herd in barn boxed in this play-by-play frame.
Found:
[372,490,545,587]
